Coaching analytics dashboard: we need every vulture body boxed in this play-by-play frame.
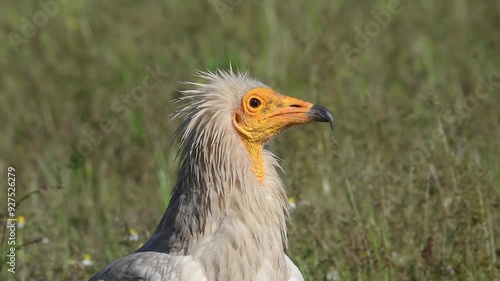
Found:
[90,70,334,281]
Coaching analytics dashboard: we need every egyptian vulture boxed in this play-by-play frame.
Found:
[89,70,334,281]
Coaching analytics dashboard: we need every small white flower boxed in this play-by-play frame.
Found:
[17,215,26,229]
[128,228,139,241]
[82,254,94,267]
[288,197,297,210]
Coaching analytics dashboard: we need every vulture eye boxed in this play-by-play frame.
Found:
[249,98,261,108]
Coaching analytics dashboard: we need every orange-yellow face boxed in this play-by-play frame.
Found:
[233,88,320,143]
[232,87,334,184]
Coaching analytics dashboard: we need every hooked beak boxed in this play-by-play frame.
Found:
[307,104,335,130]
[269,95,334,130]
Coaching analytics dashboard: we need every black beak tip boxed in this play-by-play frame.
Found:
[308,104,334,130]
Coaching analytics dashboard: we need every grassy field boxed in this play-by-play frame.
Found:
[1,0,499,280]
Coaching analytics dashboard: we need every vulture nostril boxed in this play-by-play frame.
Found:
[290,104,302,108]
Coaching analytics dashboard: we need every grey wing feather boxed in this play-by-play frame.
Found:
[89,252,206,281]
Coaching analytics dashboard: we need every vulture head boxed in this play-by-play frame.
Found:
[175,70,334,184]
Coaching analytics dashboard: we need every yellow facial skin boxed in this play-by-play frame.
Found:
[232,88,317,184]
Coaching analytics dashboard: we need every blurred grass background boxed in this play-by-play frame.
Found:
[1,0,499,280]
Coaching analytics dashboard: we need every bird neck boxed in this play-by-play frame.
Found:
[240,139,266,184]
[139,117,290,279]
[144,134,289,260]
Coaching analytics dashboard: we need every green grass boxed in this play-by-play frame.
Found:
[1,0,499,280]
